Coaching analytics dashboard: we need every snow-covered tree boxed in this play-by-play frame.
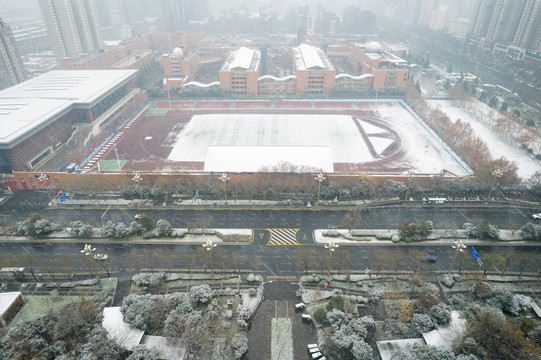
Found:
[126,345,163,360]
[231,334,248,359]
[520,222,541,241]
[68,220,93,237]
[326,308,347,331]
[367,289,384,304]
[351,339,373,360]
[429,302,452,325]
[155,219,173,236]
[189,284,213,305]
[33,219,61,236]
[410,313,434,334]
[100,221,139,238]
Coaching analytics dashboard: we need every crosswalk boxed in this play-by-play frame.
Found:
[266,228,299,245]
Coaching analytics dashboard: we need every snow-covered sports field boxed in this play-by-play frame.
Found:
[109,100,472,175]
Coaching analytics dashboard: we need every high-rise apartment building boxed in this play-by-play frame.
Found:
[0,18,27,90]
[469,0,541,57]
[38,0,104,64]
[513,0,541,51]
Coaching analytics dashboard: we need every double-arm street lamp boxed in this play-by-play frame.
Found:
[448,240,466,274]
[220,173,229,205]
[325,241,339,277]
[203,240,217,278]
[315,173,325,206]
[81,244,100,280]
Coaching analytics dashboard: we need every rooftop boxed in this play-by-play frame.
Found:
[355,43,407,68]
[293,43,335,71]
[220,46,261,72]
[0,292,22,316]
[0,70,137,147]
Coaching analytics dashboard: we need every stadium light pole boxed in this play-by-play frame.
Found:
[487,168,503,200]
[132,172,143,203]
[113,144,121,170]
[163,77,171,110]
[325,241,339,277]
[81,244,99,280]
[220,173,229,205]
[404,168,414,201]
[203,240,217,278]
[315,173,325,206]
[448,240,466,274]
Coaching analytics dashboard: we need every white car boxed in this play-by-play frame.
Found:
[532,214,541,219]
[93,254,108,261]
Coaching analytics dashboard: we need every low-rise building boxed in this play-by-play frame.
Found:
[162,47,201,89]
[0,69,138,172]
[292,43,336,96]
[349,42,409,90]
[219,47,261,96]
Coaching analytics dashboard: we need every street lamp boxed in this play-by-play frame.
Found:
[487,168,503,200]
[324,241,339,277]
[448,240,466,274]
[220,173,229,205]
[202,240,217,278]
[81,244,100,280]
[404,168,414,201]
[132,172,143,203]
[315,173,325,206]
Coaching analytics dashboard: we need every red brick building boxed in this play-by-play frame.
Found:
[349,42,409,90]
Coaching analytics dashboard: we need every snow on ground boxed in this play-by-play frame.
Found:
[141,335,186,360]
[375,104,471,176]
[429,100,541,179]
[102,307,145,351]
[167,109,470,175]
[271,318,293,360]
[204,146,333,172]
[422,311,466,349]
[376,338,425,360]
[168,114,372,168]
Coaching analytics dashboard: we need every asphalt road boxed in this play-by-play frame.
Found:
[1,191,540,279]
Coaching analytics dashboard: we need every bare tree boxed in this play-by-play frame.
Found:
[292,247,318,274]
[335,248,352,275]
[342,209,361,233]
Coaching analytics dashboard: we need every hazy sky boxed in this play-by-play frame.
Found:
[0,0,41,18]
[0,0,384,19]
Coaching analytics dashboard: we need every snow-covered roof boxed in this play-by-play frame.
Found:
[102,307,145,351]
[141,336,186,360]
[0,292,22,316]
[220,47,261,71]
[0,70,137,147]
[293,43,335,71]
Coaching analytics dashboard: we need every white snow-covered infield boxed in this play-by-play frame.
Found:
[204,146,333,172]
[167,106,471,175]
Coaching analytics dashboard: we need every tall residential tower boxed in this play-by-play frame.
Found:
[38,0,104,64]
[0,18,27,90]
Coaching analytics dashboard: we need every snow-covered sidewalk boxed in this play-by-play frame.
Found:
[428,100,540,179]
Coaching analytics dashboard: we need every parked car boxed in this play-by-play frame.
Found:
[532,213,541,219]
[424,255,437,263]
[93,254,108,261]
